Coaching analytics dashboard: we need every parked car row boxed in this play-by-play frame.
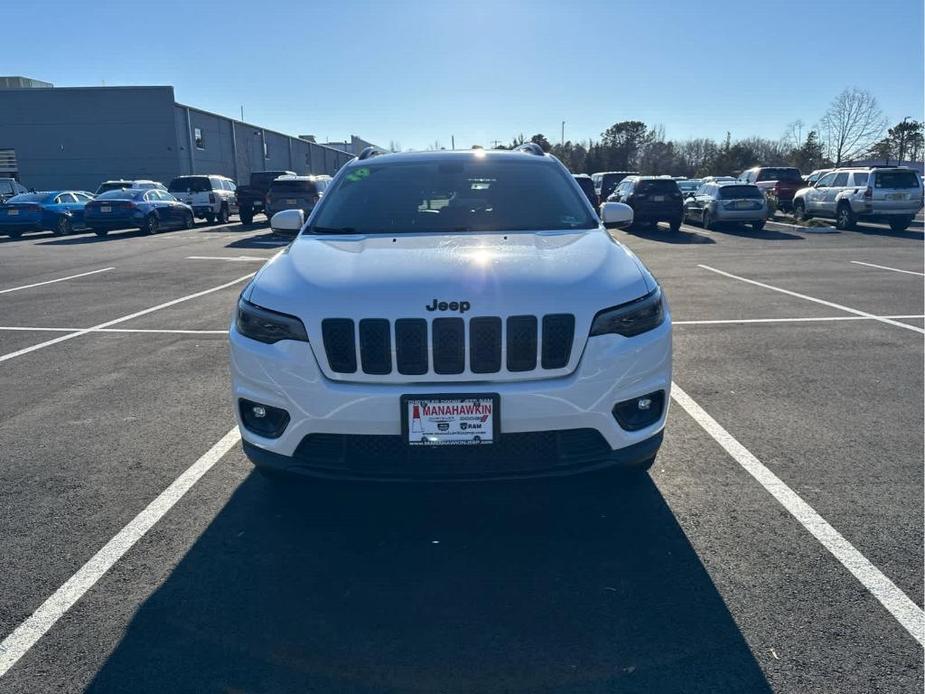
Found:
[0,170,334,238]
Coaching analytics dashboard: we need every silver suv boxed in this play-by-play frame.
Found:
[793,167,923,231]
[167,175,238,224]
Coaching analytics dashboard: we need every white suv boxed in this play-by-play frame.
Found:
[167,175,238,224]
[230,146,672,482]
[793,167,923,231]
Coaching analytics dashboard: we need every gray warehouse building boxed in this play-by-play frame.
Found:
[0,82,368,191]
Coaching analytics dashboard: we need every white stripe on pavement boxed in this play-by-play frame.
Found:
[0,273,254,365]
[0,427,241,678]
[849,261,925,277]
[671,383,925,648]
[0,327,227,334]
[699,264,925,335]
[0,267,114,294]
[186,256,269,262]
[674,314,924,326]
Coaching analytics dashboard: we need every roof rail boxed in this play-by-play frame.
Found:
[357,146,387,161]
[513,142,545,156]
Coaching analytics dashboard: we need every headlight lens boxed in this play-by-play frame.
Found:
[589,287,665,337]
[236,297,308,344]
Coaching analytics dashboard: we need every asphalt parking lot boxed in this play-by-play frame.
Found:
[0,216,921,693]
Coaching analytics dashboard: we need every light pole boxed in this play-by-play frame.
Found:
[561,121,565,146]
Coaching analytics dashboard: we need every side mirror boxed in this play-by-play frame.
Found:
[600,202,634,230]
[270,209,304,234]
[685,192,695,199]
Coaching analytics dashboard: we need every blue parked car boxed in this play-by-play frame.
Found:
[0,190,95,238]
[84,188,194,236]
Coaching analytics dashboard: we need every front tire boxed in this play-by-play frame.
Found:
[204,213,215,225]
[889,216,913,232]
[240,208,254,225]
[702,211,713,230]
[751,220,765,231]
[93,229,108,237]
[669,218,681,233]
[53,216,72,237]
[184,211,194,229]
[835,203,856,230]
[143,214,159,235]
[793,199,810,222]
[216,205,229,225]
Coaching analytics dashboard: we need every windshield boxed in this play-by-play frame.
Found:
[718,185,763,199]
[95,189,144,200]
[309,158,598,234]
[757,168,802,182]
[168,177,211,193]
[270,180,318,194]
[637,180,680,194]
[874,171,920,189]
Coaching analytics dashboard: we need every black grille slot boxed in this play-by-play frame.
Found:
[469,317,502,373]
[506,315,537,372]
[432,317,465,374]
[359,319,392,374]
[541,314,575,369]
[395,319,428,375]
[321,318,356,373]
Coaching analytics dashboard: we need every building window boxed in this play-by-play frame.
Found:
[194,128,204,150]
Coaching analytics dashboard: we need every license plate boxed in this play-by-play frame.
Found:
[286,199,297,205]
[402,395,498,446]
[7,209,18,215]
[735,200,751,208]
[100,206,111,213]
[652,195,665,201]
[887,193,906,200]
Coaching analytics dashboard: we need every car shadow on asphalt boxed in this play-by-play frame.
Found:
[618,225,715,245]
[226,232,292,249]
[88,471,771,694]
[850,224,925,242]
[36,229,154,245]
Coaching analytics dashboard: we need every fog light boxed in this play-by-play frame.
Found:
[613,391,664,431]
[239,398,289,438]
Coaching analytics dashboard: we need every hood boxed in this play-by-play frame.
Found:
[248,229,652,382]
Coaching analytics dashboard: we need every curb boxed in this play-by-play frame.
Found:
[766,219,839,234]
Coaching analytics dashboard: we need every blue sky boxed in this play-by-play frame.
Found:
[7,0,923,150]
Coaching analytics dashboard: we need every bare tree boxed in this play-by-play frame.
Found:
[781,120,804,150]
[819,88,886,165]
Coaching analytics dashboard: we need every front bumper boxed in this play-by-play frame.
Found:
[230,318,672,480]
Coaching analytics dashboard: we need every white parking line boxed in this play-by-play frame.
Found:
[850,261,925,277]
[0,267,114,294]
[674,314,924,326]
[186,256,269,262]
[0,427,241,678]
[0,326,228,335]
[671,383,925,647]
[699,265,925,335]
[0,274,254,365]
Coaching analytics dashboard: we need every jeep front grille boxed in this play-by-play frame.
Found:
[320,315,576,377]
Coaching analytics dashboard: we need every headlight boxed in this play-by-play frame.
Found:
[236,297,308,344]
[589,287,665,337]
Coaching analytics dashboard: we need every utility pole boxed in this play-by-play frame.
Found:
[451,135,455,150]
[561,121,565,146]
[240,105,244,122]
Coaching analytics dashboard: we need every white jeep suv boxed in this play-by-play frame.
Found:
[230,146,672,481]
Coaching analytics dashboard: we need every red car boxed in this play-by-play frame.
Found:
[737,167,803,212]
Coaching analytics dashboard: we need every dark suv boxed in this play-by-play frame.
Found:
[608,176,683,232]
[737,167,803,212]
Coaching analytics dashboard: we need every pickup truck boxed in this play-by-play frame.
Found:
[236,171,295,224]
